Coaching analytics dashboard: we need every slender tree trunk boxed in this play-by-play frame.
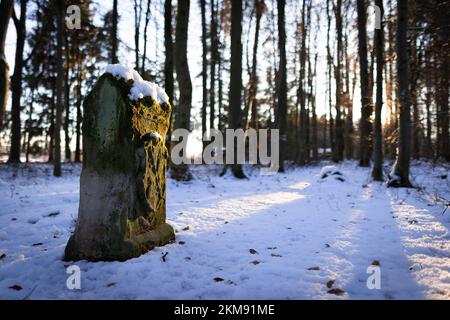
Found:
[246,0,263,131]
[49,88,55,162]
[8,0,27,163]
[64,31,71,161]
[326,0,334,157]
[437,4,449,160]
[141,0,151,73]
[226,0,246,178]
[74,55,82,163]
[297,0,307,165]
[200,0,208,151]
[164,0,174,153]
[372,0,384,181]
[172,0,193,181]
[25,91,34,163]
[209,0,217,130]
[357,0,371,167]
[344,20,353,160]
[134,0,142,71]
[311,51,318,161]
[276,0,287,172]
[111,0,119,64]
[389,0,411,187]
[409,1,419,159]
[333,0,344,162]
[0,0,13,131]
[54,0,64,177]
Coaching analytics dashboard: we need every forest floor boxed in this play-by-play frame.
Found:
[0,160,449,299]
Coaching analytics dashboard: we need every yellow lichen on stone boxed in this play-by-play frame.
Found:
[129,98,171,232]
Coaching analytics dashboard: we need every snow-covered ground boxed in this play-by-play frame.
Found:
[0,161,449,300]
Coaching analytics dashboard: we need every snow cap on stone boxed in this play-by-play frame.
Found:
[105,64,169,105]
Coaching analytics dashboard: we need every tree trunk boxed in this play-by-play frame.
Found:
[209,0,218,130]
[172,0,193,181]
[372,0,384,181]
[200,0,207,151]
[245,0,263,131]
[389,0,412,187]
[0,0,13,131]
[141,0,151,73]
[111,0,119,63]
[276,0,287,172]
[326,0,334,157]
[297,0,307,165]
[226,0,246,178]
[357,0,371,167]
[164,0,174,153]
[54,0,64,177]
[311,51,318,161]
[134,0,142,71]
[437,4,449,160]
[74,55,82,163]
[8,0,27,163]
[333,0,344,163]
[64,30,71,162]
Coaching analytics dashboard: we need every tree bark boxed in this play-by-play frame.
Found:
[226,0,246,178]
[75,56,82,163]
[54,0,64,177]
[357,0,371,167]
[389,0,412,187]
[245,0,263,131]
[172,0,193,181]
[276,0,287,172]
[333,0,344,163]
[141,0,151,73]
[209,0,218,130]
[8,0,27,163]
[164,0,174,153]
[134,0,143,71]
[372,0,384,181]
[111,0,119,64]
[0,0,13,132]
[200,0,207,151]
[326,0,334,157]
[297,0,307,165]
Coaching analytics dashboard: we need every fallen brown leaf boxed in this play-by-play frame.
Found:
[328,288,345,296]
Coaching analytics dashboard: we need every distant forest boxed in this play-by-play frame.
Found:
[0,0,448,186]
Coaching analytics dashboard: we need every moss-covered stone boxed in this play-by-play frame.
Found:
[64,73,175,262]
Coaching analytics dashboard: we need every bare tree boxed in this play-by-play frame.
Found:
[8,0,27,163]
[200,0,208,151]
[276,0,287,172]
[389,0,412,187]
[333,0,344,162]
[164,0,174,152]
[54,0,65,177]
[372,0,384,181]
[357,0,371,167]
[111,0,119,64]
[172,0,193,181]
[0,0,13,131]
[141,0,151,73]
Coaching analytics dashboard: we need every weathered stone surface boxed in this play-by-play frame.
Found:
[65,73,175,261]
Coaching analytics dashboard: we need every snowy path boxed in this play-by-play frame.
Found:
[0,161,449,299]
